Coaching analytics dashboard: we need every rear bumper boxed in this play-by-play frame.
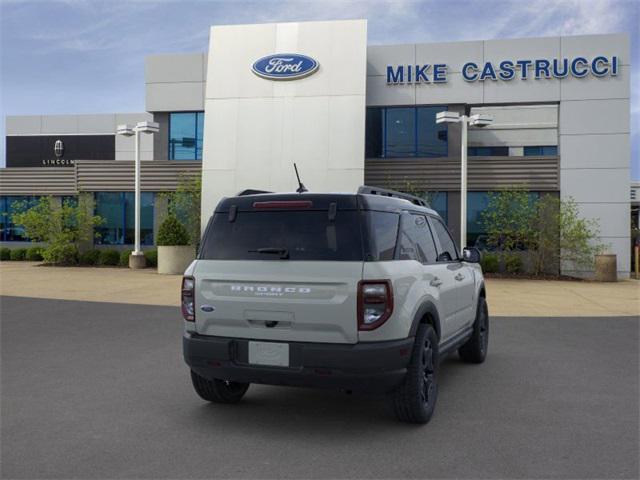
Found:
[183,332,414,393]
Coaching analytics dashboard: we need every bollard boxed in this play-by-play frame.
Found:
[594,254,617,282]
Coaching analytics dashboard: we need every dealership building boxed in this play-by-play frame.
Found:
[0,20,632,277]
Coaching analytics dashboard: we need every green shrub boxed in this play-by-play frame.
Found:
[79,249,101,265]
[119,250,133,267]
[480,253,499,273]
[157,214,190,246]
[26,246,43,261]
[0,248,10,261]
[144,249,158,268]
[10,248,27,261]
[504,253,523,275]
[98,249,120,266]
[42,244,79,265]
[11,195,103,266]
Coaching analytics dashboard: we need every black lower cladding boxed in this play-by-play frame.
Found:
[183,332,414,393]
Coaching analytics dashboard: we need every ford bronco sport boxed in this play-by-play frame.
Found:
[182,186,488,423]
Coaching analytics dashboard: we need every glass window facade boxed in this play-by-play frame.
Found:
[524,146,558,156]
[0,196,40,241]
[366,107,448,158]
[426,192,448,223]
[94,192,154,245]
[169,112,204,160]
[468,146,509,156]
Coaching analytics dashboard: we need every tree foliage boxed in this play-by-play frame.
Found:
[481,187,535,252]
[161,174,201,246]
[157,214,190,246]
[11,195,103,265]
[480,188,605,276]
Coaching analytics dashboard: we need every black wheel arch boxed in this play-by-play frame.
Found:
[479,281,486,299]
[408,302,442,340]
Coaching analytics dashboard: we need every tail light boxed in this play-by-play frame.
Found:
[181,276,195,321]
[358,280,393,331]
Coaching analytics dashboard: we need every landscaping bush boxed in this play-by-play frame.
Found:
[79,249,101,266]
[10,248,27,261]
[42,244,79,265]
[119,250,133,267]
[98,249,120,266]
[26,246,43,261]
[0,248,10,261]
[480,253,499,273]
[144,249,158,267]
[157,214,190,246]
[504,253,523,275]
[162,174,202,248]
[11,195,103,265]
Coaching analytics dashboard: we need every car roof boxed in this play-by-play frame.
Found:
[215,191,439,217]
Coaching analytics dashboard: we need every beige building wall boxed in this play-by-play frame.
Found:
[200,20,368,226]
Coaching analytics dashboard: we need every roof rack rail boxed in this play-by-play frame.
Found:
[357,185,429,208]
[236,189,272,196]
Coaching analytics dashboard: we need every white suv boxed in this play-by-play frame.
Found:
[182,186,488,423]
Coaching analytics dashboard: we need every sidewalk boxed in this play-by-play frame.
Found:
[0,262,638,317]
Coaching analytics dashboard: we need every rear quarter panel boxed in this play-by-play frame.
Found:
[359,260,443,342]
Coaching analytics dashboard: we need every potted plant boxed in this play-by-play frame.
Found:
[156,214,194,274]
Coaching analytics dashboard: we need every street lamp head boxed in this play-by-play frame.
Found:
[135,121,160,134]
[116,124,135,137]
[469,114,493,127]
[436,111,461,124]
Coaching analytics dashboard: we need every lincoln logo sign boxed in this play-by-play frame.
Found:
[386,55,620,84]
[54,139,64,159]
[252,54,319,80]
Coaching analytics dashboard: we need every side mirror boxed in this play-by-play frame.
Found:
[462,247,481,263]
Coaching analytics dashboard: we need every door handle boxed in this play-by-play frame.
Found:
[430,277,443,287]
[454,273,465,281]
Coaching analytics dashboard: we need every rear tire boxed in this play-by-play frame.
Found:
[458,296,489,364]
[389,324,439,424]
[190,370,250,404]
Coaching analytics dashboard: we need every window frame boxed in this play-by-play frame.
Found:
[0,195,40,242]
[366,105,448,159]
[94,192,155,246]
[168,111,204,160]
[427,215,460,263]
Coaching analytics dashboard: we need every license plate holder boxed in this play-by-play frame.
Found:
[248,341,289,367]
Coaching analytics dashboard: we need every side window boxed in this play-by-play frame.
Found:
[431,218,458,262]
[366,211,399,261]
[397,214,438,263]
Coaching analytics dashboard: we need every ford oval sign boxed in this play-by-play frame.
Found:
[252,53,319,81]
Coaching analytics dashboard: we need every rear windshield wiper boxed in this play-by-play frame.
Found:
[248,247,290,259]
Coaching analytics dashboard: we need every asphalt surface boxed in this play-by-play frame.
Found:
[1,296,638,479]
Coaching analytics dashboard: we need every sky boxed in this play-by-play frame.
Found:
[1,0,638,177]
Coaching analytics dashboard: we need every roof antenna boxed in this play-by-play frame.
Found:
[294,163,308,193]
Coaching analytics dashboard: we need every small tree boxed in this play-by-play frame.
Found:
[157,214,190,246]
[11,195,103,265]
[529,194,560,276]
[480,187,536,252]
[558,197,605,271]
[532,196,605,274]
[161,174,201,246]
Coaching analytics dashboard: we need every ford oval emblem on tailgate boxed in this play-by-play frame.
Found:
[200,305,215,312]
[252,53,319,80]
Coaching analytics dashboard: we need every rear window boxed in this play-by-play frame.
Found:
[199,210,363,261]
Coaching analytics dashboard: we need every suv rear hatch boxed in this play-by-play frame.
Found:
[193,195,364,344]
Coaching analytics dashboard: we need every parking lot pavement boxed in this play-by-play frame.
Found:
[1,296,638,479]
[2,262,639,317]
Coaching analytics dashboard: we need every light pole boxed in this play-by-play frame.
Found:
[116,121,159,268]
[436,111,492,249]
